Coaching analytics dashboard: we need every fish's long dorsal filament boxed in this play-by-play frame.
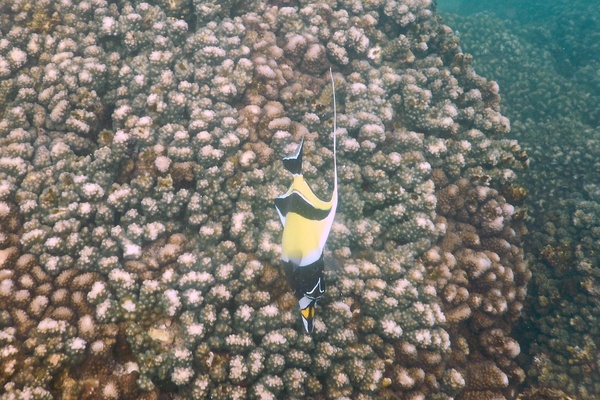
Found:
[330,68,338,198]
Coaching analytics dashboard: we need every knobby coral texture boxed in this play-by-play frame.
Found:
[0,0,528,399]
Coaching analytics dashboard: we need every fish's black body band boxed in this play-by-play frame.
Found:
[274,192,331,220]
[283,254,325,300]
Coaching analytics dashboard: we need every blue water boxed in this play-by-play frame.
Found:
[438,1,600,398]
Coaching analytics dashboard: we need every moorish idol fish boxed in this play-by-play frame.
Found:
[274,69,338,333]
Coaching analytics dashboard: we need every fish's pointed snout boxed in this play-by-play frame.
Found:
[300,304,315,333]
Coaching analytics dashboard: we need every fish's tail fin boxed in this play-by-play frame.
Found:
[282,136,304,175]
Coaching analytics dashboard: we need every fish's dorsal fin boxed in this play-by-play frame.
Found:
[330,68,338,202]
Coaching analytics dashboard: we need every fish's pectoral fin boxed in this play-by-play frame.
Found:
[306,278,324,297]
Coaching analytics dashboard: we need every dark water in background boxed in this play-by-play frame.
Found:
[438,0,600,76]
[437,1,600,398]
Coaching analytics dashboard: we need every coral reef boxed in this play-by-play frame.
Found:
[443,3,600,399]
[0,0,527,398]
